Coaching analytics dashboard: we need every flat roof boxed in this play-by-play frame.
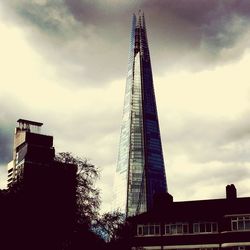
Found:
[17,119,43,127]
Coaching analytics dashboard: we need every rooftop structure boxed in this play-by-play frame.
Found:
[16,119,43,134]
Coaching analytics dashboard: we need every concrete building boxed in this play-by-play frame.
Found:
[7,119,54,188]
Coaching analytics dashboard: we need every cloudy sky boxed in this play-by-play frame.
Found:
[1,0,250,212]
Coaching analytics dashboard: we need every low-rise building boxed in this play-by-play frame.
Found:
[128,185,250,250]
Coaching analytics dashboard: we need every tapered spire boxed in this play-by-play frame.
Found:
[113,13,167,217]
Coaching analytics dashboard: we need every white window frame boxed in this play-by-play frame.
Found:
[193,222,218,234]
[231,216,250,231]
[137,224,161,236]
[164,223,189,235]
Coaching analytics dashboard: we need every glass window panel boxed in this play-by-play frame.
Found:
[232,221,237,230]
[200,223,205,232]
[171,225,177,234]
[239,246,245,250]
[149,225,154,235]
[138,226,143,236]
[177,224,182,233]
[165,225,170,234]
[206,223,211,232]
[183,224,188,233]
[238,221,244,230]
[155,225,160,235]
[193,223,199,233]
[143,225,148,235]
[245,220,250,229]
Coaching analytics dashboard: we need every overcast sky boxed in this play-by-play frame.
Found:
[1,0,250,212]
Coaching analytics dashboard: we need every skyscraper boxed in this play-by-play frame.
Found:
[114,12,167,217]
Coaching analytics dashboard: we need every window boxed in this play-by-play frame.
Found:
[231,216,250,231]
[164,223,189,235]
[232,247,250,250]
[137,224,160,236]
[238,247,246,250]
[8,168,13,173]
[167,248,219,250]
[199,248,219,250]
[193,222,218,233]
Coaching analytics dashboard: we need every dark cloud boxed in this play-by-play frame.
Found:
[2,0,250,87]
[0,100,19,164]
[145,0,250,71]
[0,127,12,164]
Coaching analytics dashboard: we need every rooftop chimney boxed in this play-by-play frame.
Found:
[226,184,237,200]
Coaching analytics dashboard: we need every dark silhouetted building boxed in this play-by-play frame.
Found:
[4,119,77,250]
[126,185,250,250]
[114,11,167,217]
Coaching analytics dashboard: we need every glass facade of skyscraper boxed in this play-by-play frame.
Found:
[114,12,167,217]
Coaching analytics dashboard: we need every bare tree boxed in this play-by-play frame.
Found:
[55,152,100,226]
[93,210,125,242]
